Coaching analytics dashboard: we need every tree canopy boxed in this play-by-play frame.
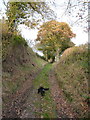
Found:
[36,20,76,62]
[5,1,55,32]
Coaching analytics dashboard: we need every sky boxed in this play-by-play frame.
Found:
[18,0,88,47]
[0,0,88,55]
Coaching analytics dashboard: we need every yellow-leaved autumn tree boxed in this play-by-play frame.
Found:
[36,20,76,62]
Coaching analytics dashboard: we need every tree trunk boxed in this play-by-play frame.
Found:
[44,51,48,61]
[55,48,60,62]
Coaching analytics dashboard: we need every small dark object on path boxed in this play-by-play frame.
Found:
[38,87,49,96]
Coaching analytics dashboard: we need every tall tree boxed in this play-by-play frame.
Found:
[5,0,55,32]
[36,20,75,62]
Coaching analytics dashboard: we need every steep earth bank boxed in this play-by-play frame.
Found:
[54,44,89,118]
[2,43,46,118]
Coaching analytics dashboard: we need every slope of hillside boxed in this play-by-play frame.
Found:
[2,34,46,117]
[54,44,89,118]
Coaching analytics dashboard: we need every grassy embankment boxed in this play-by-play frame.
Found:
[55,44,88,117]
[2,32,46,105]
[33,64,57,118]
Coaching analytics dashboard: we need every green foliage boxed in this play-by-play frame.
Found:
[1,18,28,60]
[12,35,28,46]
[2,19,12,60]
[6,1,55,31]
[36,20,75,62]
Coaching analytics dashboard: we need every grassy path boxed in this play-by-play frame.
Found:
[20,63,57,118]
[33,63,57,118]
